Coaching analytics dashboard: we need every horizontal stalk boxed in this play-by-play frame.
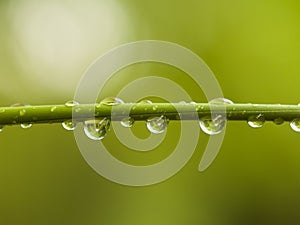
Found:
[0,103,300,125]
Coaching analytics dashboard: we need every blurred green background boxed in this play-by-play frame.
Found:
[1,0,300,224]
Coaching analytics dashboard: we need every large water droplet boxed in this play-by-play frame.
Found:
[120,117,134,128]
[138,99,152,104]
[290,118,300,132]
[247,114,265,128]
[65,100,79,107]
[11,103,32,129]
[100,97,124,106]
[62,120,77,131]
[199,115,225,135]
[146,115,168,134]
[84,118,111,140]
[199,98,233,135]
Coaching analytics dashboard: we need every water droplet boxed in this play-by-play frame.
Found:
[100,97,124,106]
[210,98,234,105]
[0,125,4,132]
[190,101,197,105]
[247,114,265,128]
[273,117,284,125]
[120,117,134,128]
[62,120,77,131]
[199,115,225,135]
[19,109,26,116]
[75,108,81,113]
[20,123,32,129]
[50,106,57,112]
[146,115,168,134]
[84,118,111,140]
[65,100,79,107]
[199,98,233,135]
[290,118,300,132]
[138,99,152,104]
[11,103,32,128]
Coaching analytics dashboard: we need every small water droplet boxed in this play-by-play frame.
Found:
[84,118,111,140]
[273,117,284,125]
[100,97,124,106]
[62,120,77,131]
[146,115,168,134]
[190,101,197,105]
[247,114,265,128]
[11,103,32,128]
[152,105,158,110]
[199,98,233,135]
[199,115,225,135]
[120,117,134,128]
[65,100,79,107]
[75,108,81,113]
[290,118,300,132]
[19,109,26,116]
[50,106,57,112]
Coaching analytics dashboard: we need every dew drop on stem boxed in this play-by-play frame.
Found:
[11,103,32,129]
[100,97,124,106]
[65,100,79,107]
[199,98,233,135]
[120,117,134,128]
[146,115,168,134]
[247,114,265,128]
[62,120,77,131]
[290,118,300,132]
[84,118,111,140]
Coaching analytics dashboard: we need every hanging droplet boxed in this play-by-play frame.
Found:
[11,103,32,129]
[290,118,300,132]
[120,117,134,128]
[247,114,265,128]
[65,100,79,107]
[62,120,77,131]
[273,117,284,125]
[199,115,225,135]
[146,115,168,134]
[84,118,111,140]
[199,98,233,135]
[20,123,32,129]
[100,97,124,106]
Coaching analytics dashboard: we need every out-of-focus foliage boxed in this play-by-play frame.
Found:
[1,0,300,224]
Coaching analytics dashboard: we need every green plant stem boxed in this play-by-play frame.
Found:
[0,103,300,126]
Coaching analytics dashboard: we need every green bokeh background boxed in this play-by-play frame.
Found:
[1,0,300,224]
